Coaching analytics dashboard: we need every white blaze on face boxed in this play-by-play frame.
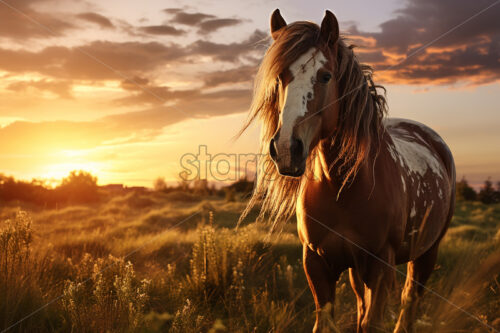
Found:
[275,48,327,161]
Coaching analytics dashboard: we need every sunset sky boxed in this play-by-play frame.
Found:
[0,0,499,187]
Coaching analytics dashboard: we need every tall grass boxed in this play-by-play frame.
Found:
[0,194,499,332]
[62,254,151,332]
[0,212,63,332]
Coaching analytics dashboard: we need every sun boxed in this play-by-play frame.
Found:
[42,150,104,186]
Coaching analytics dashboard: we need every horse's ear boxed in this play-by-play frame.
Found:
[320,10,339,46]
[270,9,287,40]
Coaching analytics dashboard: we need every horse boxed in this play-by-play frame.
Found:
[239,9,456,333]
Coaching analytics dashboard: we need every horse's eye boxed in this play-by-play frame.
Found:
[321,72,332,83]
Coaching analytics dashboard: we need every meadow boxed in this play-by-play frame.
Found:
[0,188,499,332]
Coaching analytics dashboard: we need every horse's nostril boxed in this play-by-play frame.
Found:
[269,138,278,160]
[291,137,304,158]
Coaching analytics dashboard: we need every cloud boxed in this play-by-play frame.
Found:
[114,78,199,106]
[139,25,185,36]
[0,84,252,156]
[0,40,187,80]
[0,27,265,82]
[198,18,244,34]
[164,8,245,34]
[114,75,253,116]
[0,0,75,39]
[189,29,267,62]
[104,88,252,130]
[369,0,499,52]
[76,12,114,29]
[6,79,73,98]
[164,8,215,25]
[202,65,256,87]
[351,0,500,85]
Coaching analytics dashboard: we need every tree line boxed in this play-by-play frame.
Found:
[1,171,498,207]
[457,177,500,204]
[0,171,99,207]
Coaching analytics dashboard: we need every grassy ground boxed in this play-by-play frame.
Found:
[0,191,499,332]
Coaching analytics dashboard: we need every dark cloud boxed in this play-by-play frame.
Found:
[114,75,253,109]
[352,0,500,84]
[202,65,256,87]
[76,12,114,29]
[105,88,251,130]
[370,0,500,52]
[165,8,215,25]
[164,8,245,34]
[139,25,185,36]
[0,41,187,80]
[0,0,75,39]
[189,29,267,62]
[114,81,199,106]
[354,50,388,65]
[6,79,73,98]
[120,76,150,90]
[198,18,244,34]
[0,28,265,83]
[389,45,500,84]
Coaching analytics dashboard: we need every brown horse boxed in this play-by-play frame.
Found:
[240,9,456,333]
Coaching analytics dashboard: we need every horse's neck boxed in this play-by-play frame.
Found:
[310,146,375,202]
[315,127,380,191]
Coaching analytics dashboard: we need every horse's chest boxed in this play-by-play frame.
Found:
[296,180,389,261]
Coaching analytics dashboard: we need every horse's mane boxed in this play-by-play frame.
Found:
[238,21,387,231]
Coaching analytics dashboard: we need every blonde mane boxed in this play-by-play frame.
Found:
[239,21,387,231]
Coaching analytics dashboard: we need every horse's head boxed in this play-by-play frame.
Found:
[239,9,385,227]
[267,10,340,177]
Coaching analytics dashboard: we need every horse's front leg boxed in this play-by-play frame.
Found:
[303,245,340,333]
[360,245,396,333]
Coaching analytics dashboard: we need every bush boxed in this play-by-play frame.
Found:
[56,171,99,204]
[153,178,168,192]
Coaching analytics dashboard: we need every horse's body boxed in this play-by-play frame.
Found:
[240,9,456,332]
[297,118,455,332]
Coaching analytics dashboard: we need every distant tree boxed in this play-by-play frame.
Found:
[456,177,477,201]
[153,177,168,192]
[478,178,497,204]
[176,177,191,192]
[193,179,208,195]
[495,181,500,203]
[224,187,236,202]
[227,177,254,194]
[56,170,99,204]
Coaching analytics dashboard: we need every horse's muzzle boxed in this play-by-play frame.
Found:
[269,137,306,177]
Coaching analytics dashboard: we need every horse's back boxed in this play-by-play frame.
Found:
[384,117,455,182]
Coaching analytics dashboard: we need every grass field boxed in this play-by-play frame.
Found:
[1,190,499,332]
